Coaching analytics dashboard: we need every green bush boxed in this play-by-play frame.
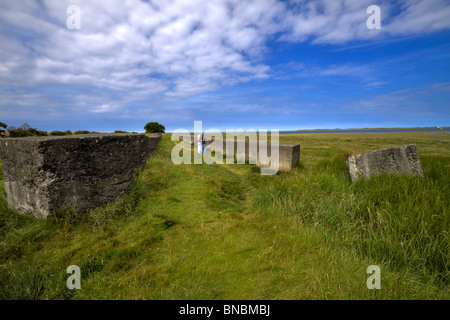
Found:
[50,131,69,136]
[32,130,48,136]
[74,130,90,134]
[114,130,128,133]
[8,128,32,137]
[7,123,47,137]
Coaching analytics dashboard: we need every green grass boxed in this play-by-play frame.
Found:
[0,132,448,299]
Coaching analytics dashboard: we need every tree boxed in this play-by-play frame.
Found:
[144,122,165,133]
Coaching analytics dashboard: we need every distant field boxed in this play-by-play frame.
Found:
[295,127,450,132]
[0,131,448,299]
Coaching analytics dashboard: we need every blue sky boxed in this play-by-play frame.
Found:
[0,0,449,132]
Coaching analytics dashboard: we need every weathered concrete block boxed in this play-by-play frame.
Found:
[346,144,423,182]
[0,133,160,218]
[277,143,301,171]
[148,133,162,156]
[205,138,300,171]
[255,143,300,171]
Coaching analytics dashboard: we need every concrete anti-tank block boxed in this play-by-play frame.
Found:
[205,138,300,171]
[256,142,300,171]
[0,133,160,218]
[277,143,300,171]
[148,133,162,156]
[346,144,424,182]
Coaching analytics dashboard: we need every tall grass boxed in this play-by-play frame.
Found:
[253,155,449,286]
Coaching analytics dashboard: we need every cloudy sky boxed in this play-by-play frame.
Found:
[0,0,449,132]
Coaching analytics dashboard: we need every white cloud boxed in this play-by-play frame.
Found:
[0,0,449,118]
[318,64,372,77]
[384,0,450,35]
[92,104,118,113]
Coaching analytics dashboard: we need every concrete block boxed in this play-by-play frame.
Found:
[256,143,300,171]
[0,133,159,218]
[205,138,300,171]
[277,143,301,171]
[346,144,424,181]
[148,133,162,156]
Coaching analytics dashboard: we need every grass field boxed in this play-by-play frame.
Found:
[0,131,448,299]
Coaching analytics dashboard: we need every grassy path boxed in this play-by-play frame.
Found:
[77,136,447,299]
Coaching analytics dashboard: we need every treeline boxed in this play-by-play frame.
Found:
[0,123,48,137]
[0,122,130,138]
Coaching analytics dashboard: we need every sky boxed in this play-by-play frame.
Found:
[0,0,449,132]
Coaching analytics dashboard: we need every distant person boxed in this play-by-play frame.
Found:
[202,133,206,154]
[197,133,203,154]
